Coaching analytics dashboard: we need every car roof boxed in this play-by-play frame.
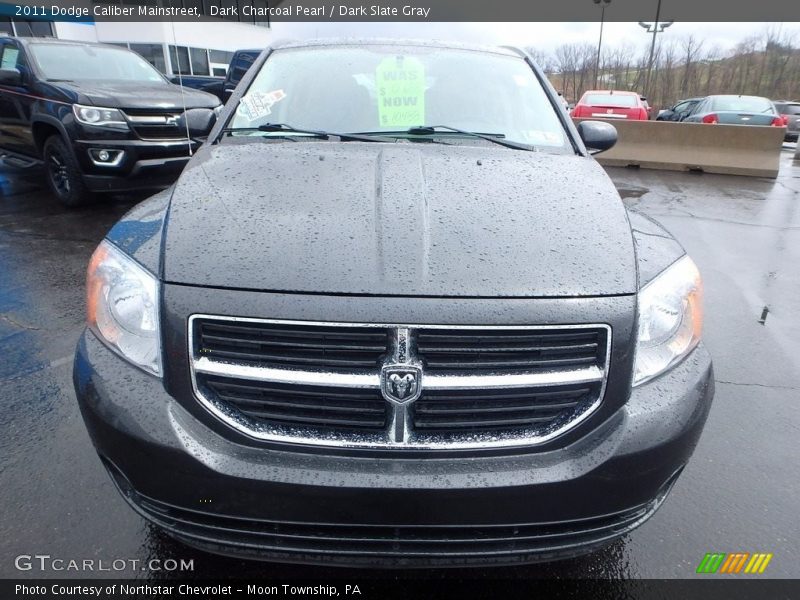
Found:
[707,94,771,101]
[2,36,125,50]
[269,37,524,58]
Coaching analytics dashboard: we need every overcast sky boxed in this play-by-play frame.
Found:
[271,22,800,54]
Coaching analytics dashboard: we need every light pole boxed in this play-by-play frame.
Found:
[638,0,673,99]
[593,0,611,89]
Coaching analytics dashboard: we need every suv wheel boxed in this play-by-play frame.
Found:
[43,136,93,207]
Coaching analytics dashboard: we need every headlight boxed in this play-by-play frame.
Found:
[86,241,161,375]
[73,104,128,130]
[633,255,703,385]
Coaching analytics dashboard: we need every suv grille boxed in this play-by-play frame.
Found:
[122,109,187,141]
[190,316,610,450]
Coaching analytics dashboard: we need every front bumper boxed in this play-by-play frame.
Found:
[74,331,714,567]
[72,138,198,192]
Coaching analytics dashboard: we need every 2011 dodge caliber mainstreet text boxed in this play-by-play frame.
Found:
[73,39,714,566]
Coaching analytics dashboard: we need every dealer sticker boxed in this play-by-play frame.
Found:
[376,56,425,128]
[236,89,286,123]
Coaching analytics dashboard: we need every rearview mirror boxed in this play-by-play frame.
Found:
[0,68,22,86]
[576,120,617,154]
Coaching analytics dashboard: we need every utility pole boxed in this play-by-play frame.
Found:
[638,0,673,99]
[593,0,611,89]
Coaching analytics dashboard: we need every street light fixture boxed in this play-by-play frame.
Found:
[593,0,611,89]
[638,0,673,99]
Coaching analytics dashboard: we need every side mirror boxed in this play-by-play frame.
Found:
[576,120,617,154]
[0,68,22,86]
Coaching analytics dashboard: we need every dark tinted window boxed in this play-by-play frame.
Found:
[776,103,800,115]
[130,43,166,73]
[169,45,190,75]
[13,20,54,37]
[0,18,13,35]
[190,47,209,76]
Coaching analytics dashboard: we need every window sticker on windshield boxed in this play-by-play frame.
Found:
[376,56,425,127]
[237,89,286,122]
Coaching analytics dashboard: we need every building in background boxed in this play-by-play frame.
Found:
[0,2,271,78]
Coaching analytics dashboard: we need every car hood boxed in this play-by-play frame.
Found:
[60,81,219,110]
[162,142,637,297]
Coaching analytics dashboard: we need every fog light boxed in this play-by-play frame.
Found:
[88,149,124,166]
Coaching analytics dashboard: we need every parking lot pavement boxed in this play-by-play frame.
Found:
[1,147,798,580]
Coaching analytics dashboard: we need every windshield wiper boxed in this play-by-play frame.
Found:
[404,125,535,151]
[220,123,393,143]
[354,126,534,150]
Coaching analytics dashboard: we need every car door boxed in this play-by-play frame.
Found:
[671,100,695,121]
[0,41,36,156]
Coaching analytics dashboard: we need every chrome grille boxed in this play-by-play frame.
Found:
[122,109,186,141]
[189,316,611,450]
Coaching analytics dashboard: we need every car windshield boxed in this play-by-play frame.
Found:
[227,45,569,150]
[710,96,774,113]
[29,44,166,83]
[583,94,637,107]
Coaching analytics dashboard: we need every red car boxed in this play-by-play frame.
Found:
[571,90,649,120]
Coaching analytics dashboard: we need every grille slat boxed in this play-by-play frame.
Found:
[415,401,580,415]
[202,376,387,432]
[416,327,606,374]
[412,384,595,433]
[198,320,389,372]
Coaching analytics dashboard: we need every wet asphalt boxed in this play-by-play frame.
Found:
[0,146,798,581]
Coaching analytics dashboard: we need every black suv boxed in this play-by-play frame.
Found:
[73,39,714,566]
[0,37,220,206]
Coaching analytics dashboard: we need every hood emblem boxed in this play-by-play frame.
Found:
[165,115,180,126]
[381,365,422,404]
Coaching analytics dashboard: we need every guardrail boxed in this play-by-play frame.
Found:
[574,118,785,178]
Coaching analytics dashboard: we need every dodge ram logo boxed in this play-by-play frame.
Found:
[381,365,422,404]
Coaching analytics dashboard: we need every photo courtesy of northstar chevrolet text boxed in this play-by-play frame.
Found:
[0,0,798,596]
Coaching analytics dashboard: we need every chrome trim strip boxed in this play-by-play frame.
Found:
[187,314,612,451]
[194,356,602,391]
[124,113,180,124]
[194,357,379,388]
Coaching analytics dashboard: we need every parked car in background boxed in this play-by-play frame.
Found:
[682,95,784,127]
[0,37,221,206]
[773,100,800,141]
[640,97,653,119]
[570,90,649,120]
[656,97,704,122]
[200,49,261,102]
[74,39,714,567]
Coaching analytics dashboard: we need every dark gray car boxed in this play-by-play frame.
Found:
[73,39,714,566]
[773,100,800,142]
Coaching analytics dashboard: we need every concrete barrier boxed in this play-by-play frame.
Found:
[573,118,785,178]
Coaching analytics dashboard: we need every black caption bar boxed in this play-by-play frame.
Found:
[3,579,800,600]
[5,0,800,22]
